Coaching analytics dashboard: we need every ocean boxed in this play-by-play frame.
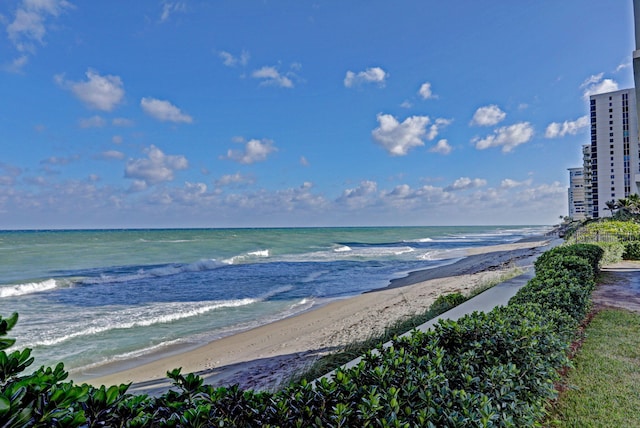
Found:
[0,226,550,376]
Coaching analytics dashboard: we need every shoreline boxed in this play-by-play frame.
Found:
[75,238,551,394]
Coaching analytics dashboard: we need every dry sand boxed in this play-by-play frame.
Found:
[76,239,549,394]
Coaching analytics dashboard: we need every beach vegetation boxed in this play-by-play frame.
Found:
[0,245,603,427]
[603,193,640,221]
[286,267,522,387]
[622,241,640,260]
[563,220,640,263]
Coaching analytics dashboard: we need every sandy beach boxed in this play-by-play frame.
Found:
[77,239,550,394]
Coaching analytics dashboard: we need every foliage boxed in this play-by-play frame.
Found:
[592,241,625,265]
[428,291,466,315]
[535,244,603,275]
[622,241,640,260]
[0,244,603,427]
[603,193,640,221]
[574,219,640,240]
[288,290,471,386]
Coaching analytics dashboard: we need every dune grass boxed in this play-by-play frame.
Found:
[285,266,524,386]
[547,308,640,427]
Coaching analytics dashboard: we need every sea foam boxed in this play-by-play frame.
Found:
[0,279,64,298]
[24,285,294,348]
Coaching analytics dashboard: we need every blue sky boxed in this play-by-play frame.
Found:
[0,0,635,228]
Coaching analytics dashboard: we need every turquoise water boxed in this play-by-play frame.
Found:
[0,226,549,375]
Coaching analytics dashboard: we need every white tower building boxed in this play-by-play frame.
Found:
[587,88,640,218]
[568,167,587,220]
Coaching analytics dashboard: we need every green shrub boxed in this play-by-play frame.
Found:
[429,291,466,315]
[593,242,625,265]
[623,241,640,260]
[577,220,640,238]
[535,244,603,274]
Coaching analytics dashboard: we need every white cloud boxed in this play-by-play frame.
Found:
[0,163,22,186]
[97,150,125,160]
[418,82,436,99]
[445,177,487,191]
[56,69,125,111]
[400,100,412,109]
[219,50,250,67]
[252,66,294,88]
[500,178,532,188]
[111,135,123,144]
[615,61,631,72]
[515,181,565,203]
[473,122,534,153]
[78,115,105,128]
[112,117,134,127]
[581,73,619,99]
[337,180,378,209]
[224,138,278,164]
[41,154,79,166]
[4,55,29,73]
[344,67,388,88]
[125,145,188,186]
[470,105,506,126]
[545,115,589,138]
[430,139,452,155]
[372,113,431,156]
[426,118,452,140]
[7,0,73,53]
[300,156,309,166]
[215,173,255,187]
[140,97,193,123]
[159,1,186,23]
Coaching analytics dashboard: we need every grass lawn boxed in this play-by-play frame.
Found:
[547,308,640,427]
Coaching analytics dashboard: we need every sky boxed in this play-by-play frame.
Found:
[0,0,636,229]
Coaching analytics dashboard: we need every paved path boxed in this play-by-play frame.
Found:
[316,243,551,382]
[593,261,640,313]
[320,270,534,379]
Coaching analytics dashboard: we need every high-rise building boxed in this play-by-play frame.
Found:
[568,1,640,219]
[585,88,639,218]
[633,0,640,117]
[568,167,587,220]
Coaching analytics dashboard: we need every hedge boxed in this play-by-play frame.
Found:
[623,241,640,260]
[0,243,603,427]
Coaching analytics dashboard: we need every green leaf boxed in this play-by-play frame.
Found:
[0,338,16,350]
[4,313,19,331]
[0,395,10,417]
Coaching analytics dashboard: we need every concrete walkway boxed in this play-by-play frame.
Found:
[593,261,640,313]
[316,270,534,382]
[316,238,564,382]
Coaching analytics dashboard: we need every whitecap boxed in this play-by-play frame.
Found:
[24,285,294,348]
[223,249,270,264]
[27,298,259,348]
[0,279,63,298]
